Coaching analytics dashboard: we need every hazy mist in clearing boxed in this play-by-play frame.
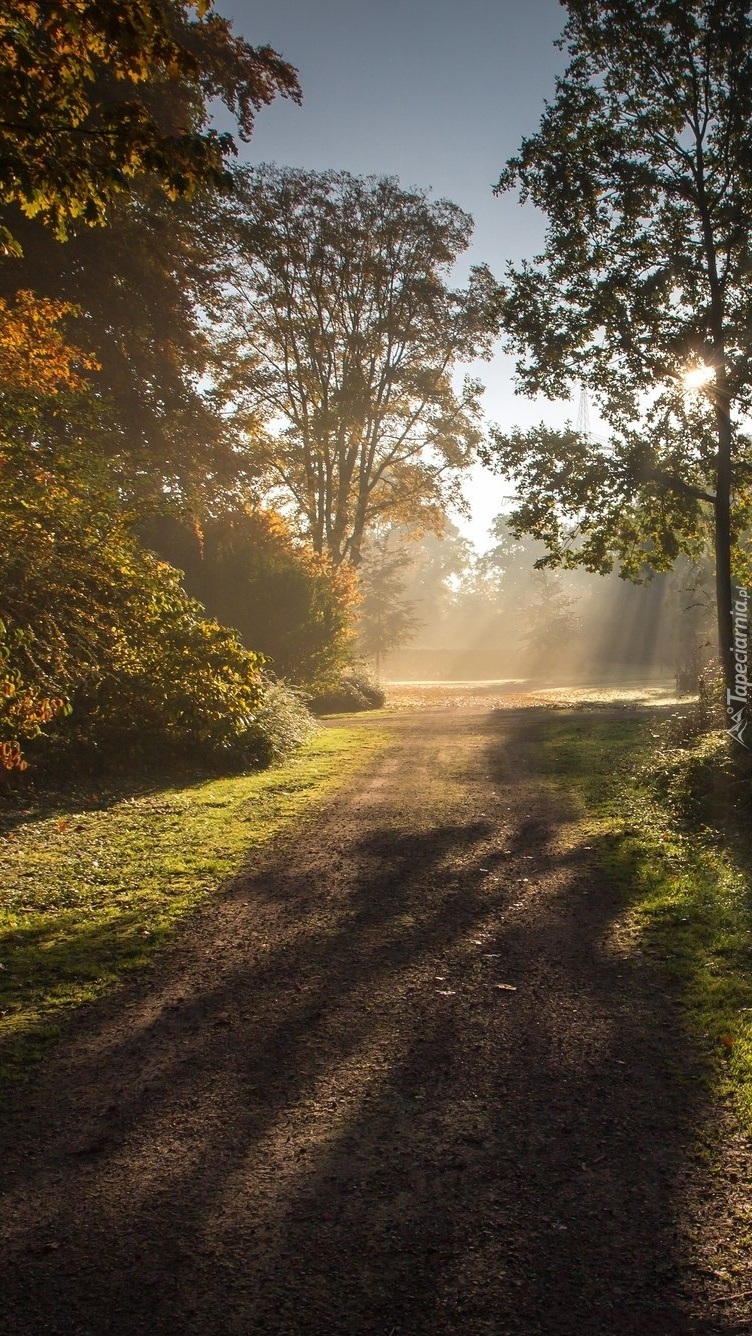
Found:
[361,522,713,690]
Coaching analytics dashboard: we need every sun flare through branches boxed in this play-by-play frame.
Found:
[681,363,716,394]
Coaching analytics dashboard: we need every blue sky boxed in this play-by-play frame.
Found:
[217,0,573,546]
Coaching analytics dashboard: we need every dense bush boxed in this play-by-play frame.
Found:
[308,666,386,716]
[648,729,752,835]
[2,440,314,776]
[0,294,96,771]
[55,558,271,770]
[648,663,751,831]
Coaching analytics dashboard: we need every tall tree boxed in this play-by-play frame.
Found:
[211,166,503,566]
[0,3,301,498]
[0,0,301,250]
[485,0,752,701]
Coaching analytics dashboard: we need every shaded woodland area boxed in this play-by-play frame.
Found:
[0,2,504,779]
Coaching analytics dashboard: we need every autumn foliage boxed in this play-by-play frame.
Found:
[0,294,307,774]
[0,5,319,779]
[0,289,96,392]
[0,1,300,247]
[0,292,93,769]
[143,506,357,691]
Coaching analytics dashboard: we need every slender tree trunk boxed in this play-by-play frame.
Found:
[695,152,735,697]
[714,393,734,697]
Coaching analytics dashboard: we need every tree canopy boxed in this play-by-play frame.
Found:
[0,3,302,500]
[1,189,241,504]
[485,0,752,695]
[211,166,503,566]
[0,0,301,249]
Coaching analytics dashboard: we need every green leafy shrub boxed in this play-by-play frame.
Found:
[309,666,386,716]
[252,678,318,765]
[58,556,270,769]
[1,455,135,774]
[2,445,313,776]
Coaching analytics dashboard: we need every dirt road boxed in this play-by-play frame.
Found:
[0,707,749,1335]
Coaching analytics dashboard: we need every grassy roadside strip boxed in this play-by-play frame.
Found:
[0,724,391,1080]
[537,716,752,1132]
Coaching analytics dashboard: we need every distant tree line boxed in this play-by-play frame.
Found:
[358,518,714,687]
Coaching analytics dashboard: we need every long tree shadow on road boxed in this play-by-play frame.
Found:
[0,709,738,1335]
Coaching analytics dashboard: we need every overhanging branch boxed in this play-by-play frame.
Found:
[643,468,715,505]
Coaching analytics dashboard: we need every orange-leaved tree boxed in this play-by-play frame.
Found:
[0,294,274,774]
[0,290,97,769]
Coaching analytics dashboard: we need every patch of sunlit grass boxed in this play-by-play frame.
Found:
[0,727,391,1081]
[537,717,752,1133]
[384,680,682,712]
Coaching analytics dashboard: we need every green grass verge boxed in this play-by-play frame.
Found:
[0,726,390,1080]
[537,716,752,1131]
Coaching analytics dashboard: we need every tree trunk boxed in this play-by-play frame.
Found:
[714,393,734,697]
[695,160,735,698]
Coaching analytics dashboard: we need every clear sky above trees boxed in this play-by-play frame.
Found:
[212,0,572,546]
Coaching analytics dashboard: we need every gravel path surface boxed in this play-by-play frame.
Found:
[1,706,750,1335]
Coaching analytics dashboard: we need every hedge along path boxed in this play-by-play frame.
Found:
[0,725,391,1079]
